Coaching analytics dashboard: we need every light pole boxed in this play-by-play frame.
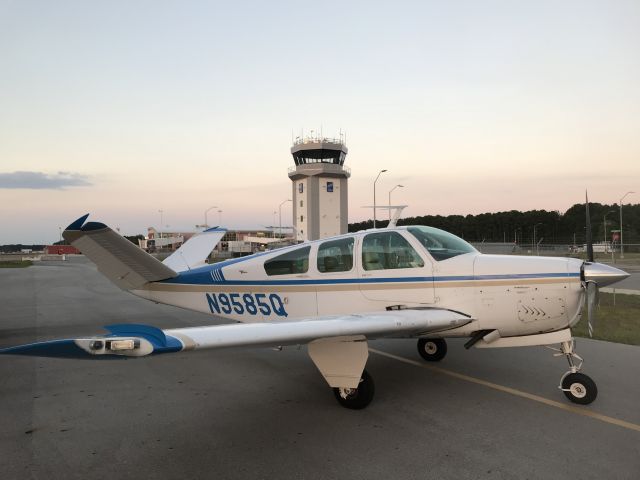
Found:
[279,199,291,239]
[204,206,218,229]
[158,209,164,239]
[218,209,223,225]
[388,184,404,221]
[533,223,542,255]
[273,211,277,235]
[373,169,387,228]
[619,191,634,259]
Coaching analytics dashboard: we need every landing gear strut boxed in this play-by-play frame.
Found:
[417,338,447,362]
[333,370,375,410]
[551,340,598,405]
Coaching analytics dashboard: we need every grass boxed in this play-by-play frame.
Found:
[572,292,640,346]
[0,260,32,268]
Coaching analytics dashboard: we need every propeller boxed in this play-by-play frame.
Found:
[585,280,598,338]
[584,191,597,337]
[585,191,594,263]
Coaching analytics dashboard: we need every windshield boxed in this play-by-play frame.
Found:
[407,226,476,261]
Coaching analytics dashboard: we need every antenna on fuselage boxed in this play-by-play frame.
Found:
[360,205,408,228]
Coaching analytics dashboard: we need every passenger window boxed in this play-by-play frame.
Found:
[362,232,424,271]
[264,246,310,275]
[317,237,354,273]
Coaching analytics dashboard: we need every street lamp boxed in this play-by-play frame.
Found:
[273,211,277,236]
[533,222,542,255]
[388,184,404,221]
[619,191,635,259]
[204,206,218,229]
[158,209,164,239]
[373,169,387,228]
[279,199,291,239]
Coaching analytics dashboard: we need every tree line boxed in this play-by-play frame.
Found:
[349,203,640,245]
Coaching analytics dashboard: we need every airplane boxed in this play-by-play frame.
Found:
[0,210,629,410]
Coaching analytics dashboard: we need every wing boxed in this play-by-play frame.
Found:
[162,227,226,272]
[63,214,177,290]
[0,308,471,359]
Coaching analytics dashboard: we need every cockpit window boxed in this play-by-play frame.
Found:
[407,226,476,261]
[317,237,354,273]
[264,246,310,275]
[362,231,425,271]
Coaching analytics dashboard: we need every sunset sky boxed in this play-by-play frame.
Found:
[1,0,638,244]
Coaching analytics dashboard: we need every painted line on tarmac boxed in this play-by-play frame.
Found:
[369,348,640,433]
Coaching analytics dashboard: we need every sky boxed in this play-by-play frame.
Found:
[0,0,638,244]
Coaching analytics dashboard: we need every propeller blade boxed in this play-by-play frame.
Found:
[585,191,594,262]
[586,281,599,338]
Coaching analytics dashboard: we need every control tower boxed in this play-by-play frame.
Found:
[288,133,350,241]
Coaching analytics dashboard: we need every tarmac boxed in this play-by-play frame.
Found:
[1,257,639,480]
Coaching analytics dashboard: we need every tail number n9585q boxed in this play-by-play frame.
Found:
[206,293,288,317]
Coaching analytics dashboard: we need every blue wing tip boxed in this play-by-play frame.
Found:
[65,213,90,231]
[82,221,108,231]
[204,226,227,232]
[0,339,90,358]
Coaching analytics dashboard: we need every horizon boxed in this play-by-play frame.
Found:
[2,200,638,246]
[1,1,638,243]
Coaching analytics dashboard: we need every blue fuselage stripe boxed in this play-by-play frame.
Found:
[162,272,579,286]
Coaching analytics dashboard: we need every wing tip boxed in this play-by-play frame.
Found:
[65,213,90,231]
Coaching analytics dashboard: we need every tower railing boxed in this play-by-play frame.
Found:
[292,136,345,146]
[288,164,351,175]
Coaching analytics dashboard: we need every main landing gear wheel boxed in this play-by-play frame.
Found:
[551,340,598,405]
[417,338,447,362]
[561,372,598,405]
[333,370,375,410]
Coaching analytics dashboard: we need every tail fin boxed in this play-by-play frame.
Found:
[162,227,226,272]
[63,214,177,290]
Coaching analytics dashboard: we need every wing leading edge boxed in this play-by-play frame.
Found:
[0,309,472,359]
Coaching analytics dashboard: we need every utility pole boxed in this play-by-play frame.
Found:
[619,191,634,259]
[373,169,387,228]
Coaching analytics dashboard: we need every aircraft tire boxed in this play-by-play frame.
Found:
[561,372,598,405]
[417,338,447,362]
[333,370,375,410]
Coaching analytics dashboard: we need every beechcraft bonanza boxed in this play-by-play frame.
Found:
[1,206,629,409]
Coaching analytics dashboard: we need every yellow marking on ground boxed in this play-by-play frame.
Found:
[369,348,640,433]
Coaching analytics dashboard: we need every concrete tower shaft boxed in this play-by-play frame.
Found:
[288,135,350,241]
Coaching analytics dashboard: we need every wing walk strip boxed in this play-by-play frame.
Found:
[369,348,640,433]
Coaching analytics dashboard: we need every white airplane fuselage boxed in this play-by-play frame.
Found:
[134,227,586,340]
[3,219,629,409]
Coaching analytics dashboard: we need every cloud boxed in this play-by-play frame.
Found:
[0,171,92,189]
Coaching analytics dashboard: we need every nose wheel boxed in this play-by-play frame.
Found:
[561,372,598,405]
[551,340,598,405]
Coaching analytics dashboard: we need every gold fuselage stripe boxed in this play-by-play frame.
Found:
[142,277,579,294]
